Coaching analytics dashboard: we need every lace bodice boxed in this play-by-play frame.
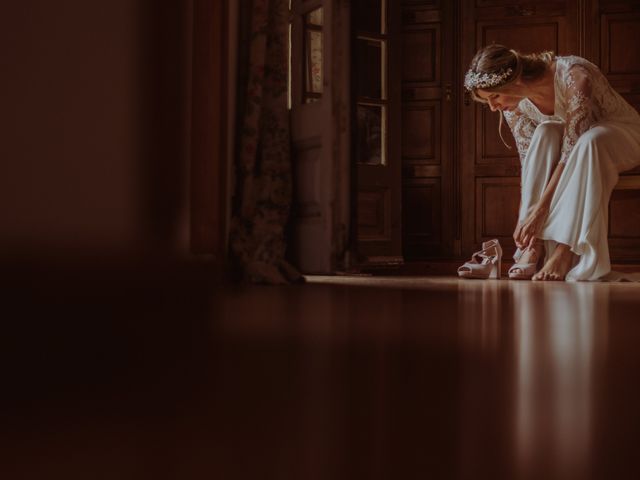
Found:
[503,56,640,164]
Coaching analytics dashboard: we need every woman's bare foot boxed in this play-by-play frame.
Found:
[532,243,574,281]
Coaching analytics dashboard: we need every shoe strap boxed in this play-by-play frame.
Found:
[472,251,495,264]
[513,245,539,263]
[481,240,498,251]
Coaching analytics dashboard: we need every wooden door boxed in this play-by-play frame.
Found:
[595,0,640,261]
[290,0,351,273]
[400,0,456,260]
[353,0,403,262]
[460,0,579,259]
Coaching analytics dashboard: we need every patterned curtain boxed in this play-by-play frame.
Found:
[230,0,303,284]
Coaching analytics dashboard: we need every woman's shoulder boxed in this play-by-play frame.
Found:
[556,55,600,74]
[555,55,604,93]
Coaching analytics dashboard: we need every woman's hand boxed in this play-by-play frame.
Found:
[513,204,549,249]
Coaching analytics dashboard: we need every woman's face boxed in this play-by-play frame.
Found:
[475,89,523,112]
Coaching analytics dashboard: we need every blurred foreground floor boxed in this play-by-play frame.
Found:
[2,265,640,479]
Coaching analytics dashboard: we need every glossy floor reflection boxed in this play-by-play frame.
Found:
[2,267,640,479]
[511,281,604,479]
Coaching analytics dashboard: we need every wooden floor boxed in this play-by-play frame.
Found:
[3,263,640,479]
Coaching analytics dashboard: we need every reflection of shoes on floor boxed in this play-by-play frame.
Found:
[508,244,543,280]
[457,239,502,279]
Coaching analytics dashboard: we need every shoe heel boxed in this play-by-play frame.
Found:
[489,258,501,279]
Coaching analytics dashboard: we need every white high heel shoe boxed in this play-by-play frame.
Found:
[508,242,544,280]
[457,239,502,279]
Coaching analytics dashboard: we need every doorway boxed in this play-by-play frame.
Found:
[352,0,640,268]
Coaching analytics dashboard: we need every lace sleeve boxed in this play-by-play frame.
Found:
[560,64,594,164]
[503,106,537,163]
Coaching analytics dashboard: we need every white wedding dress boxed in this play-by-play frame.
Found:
[503,55,640,281]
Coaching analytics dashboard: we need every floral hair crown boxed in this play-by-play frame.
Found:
[464,67,513,91]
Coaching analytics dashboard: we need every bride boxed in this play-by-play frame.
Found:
[462,44,640,281]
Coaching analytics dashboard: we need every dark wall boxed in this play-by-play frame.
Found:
[0,1,193,263]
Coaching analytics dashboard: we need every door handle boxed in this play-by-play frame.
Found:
[445,84,452,101]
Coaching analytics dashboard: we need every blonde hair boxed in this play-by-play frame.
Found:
[466,44,555,147]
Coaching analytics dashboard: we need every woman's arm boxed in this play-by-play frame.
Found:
[514,161,565,248]
[558,64,594,164]
[502,106,538,248]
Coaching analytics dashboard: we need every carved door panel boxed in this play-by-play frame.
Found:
[401,0,458,260]
[597,1,640,261]
[399,0,456,260]
[460,0,578,259]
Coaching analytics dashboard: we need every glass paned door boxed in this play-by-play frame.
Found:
[354,0,387,166]
[304,8,323,103]
[354,0,402,260]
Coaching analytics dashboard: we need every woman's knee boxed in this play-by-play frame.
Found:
[574,126,612,151]
[523,121,563,171]
[532,121,564,142]
[568,127,619,183]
